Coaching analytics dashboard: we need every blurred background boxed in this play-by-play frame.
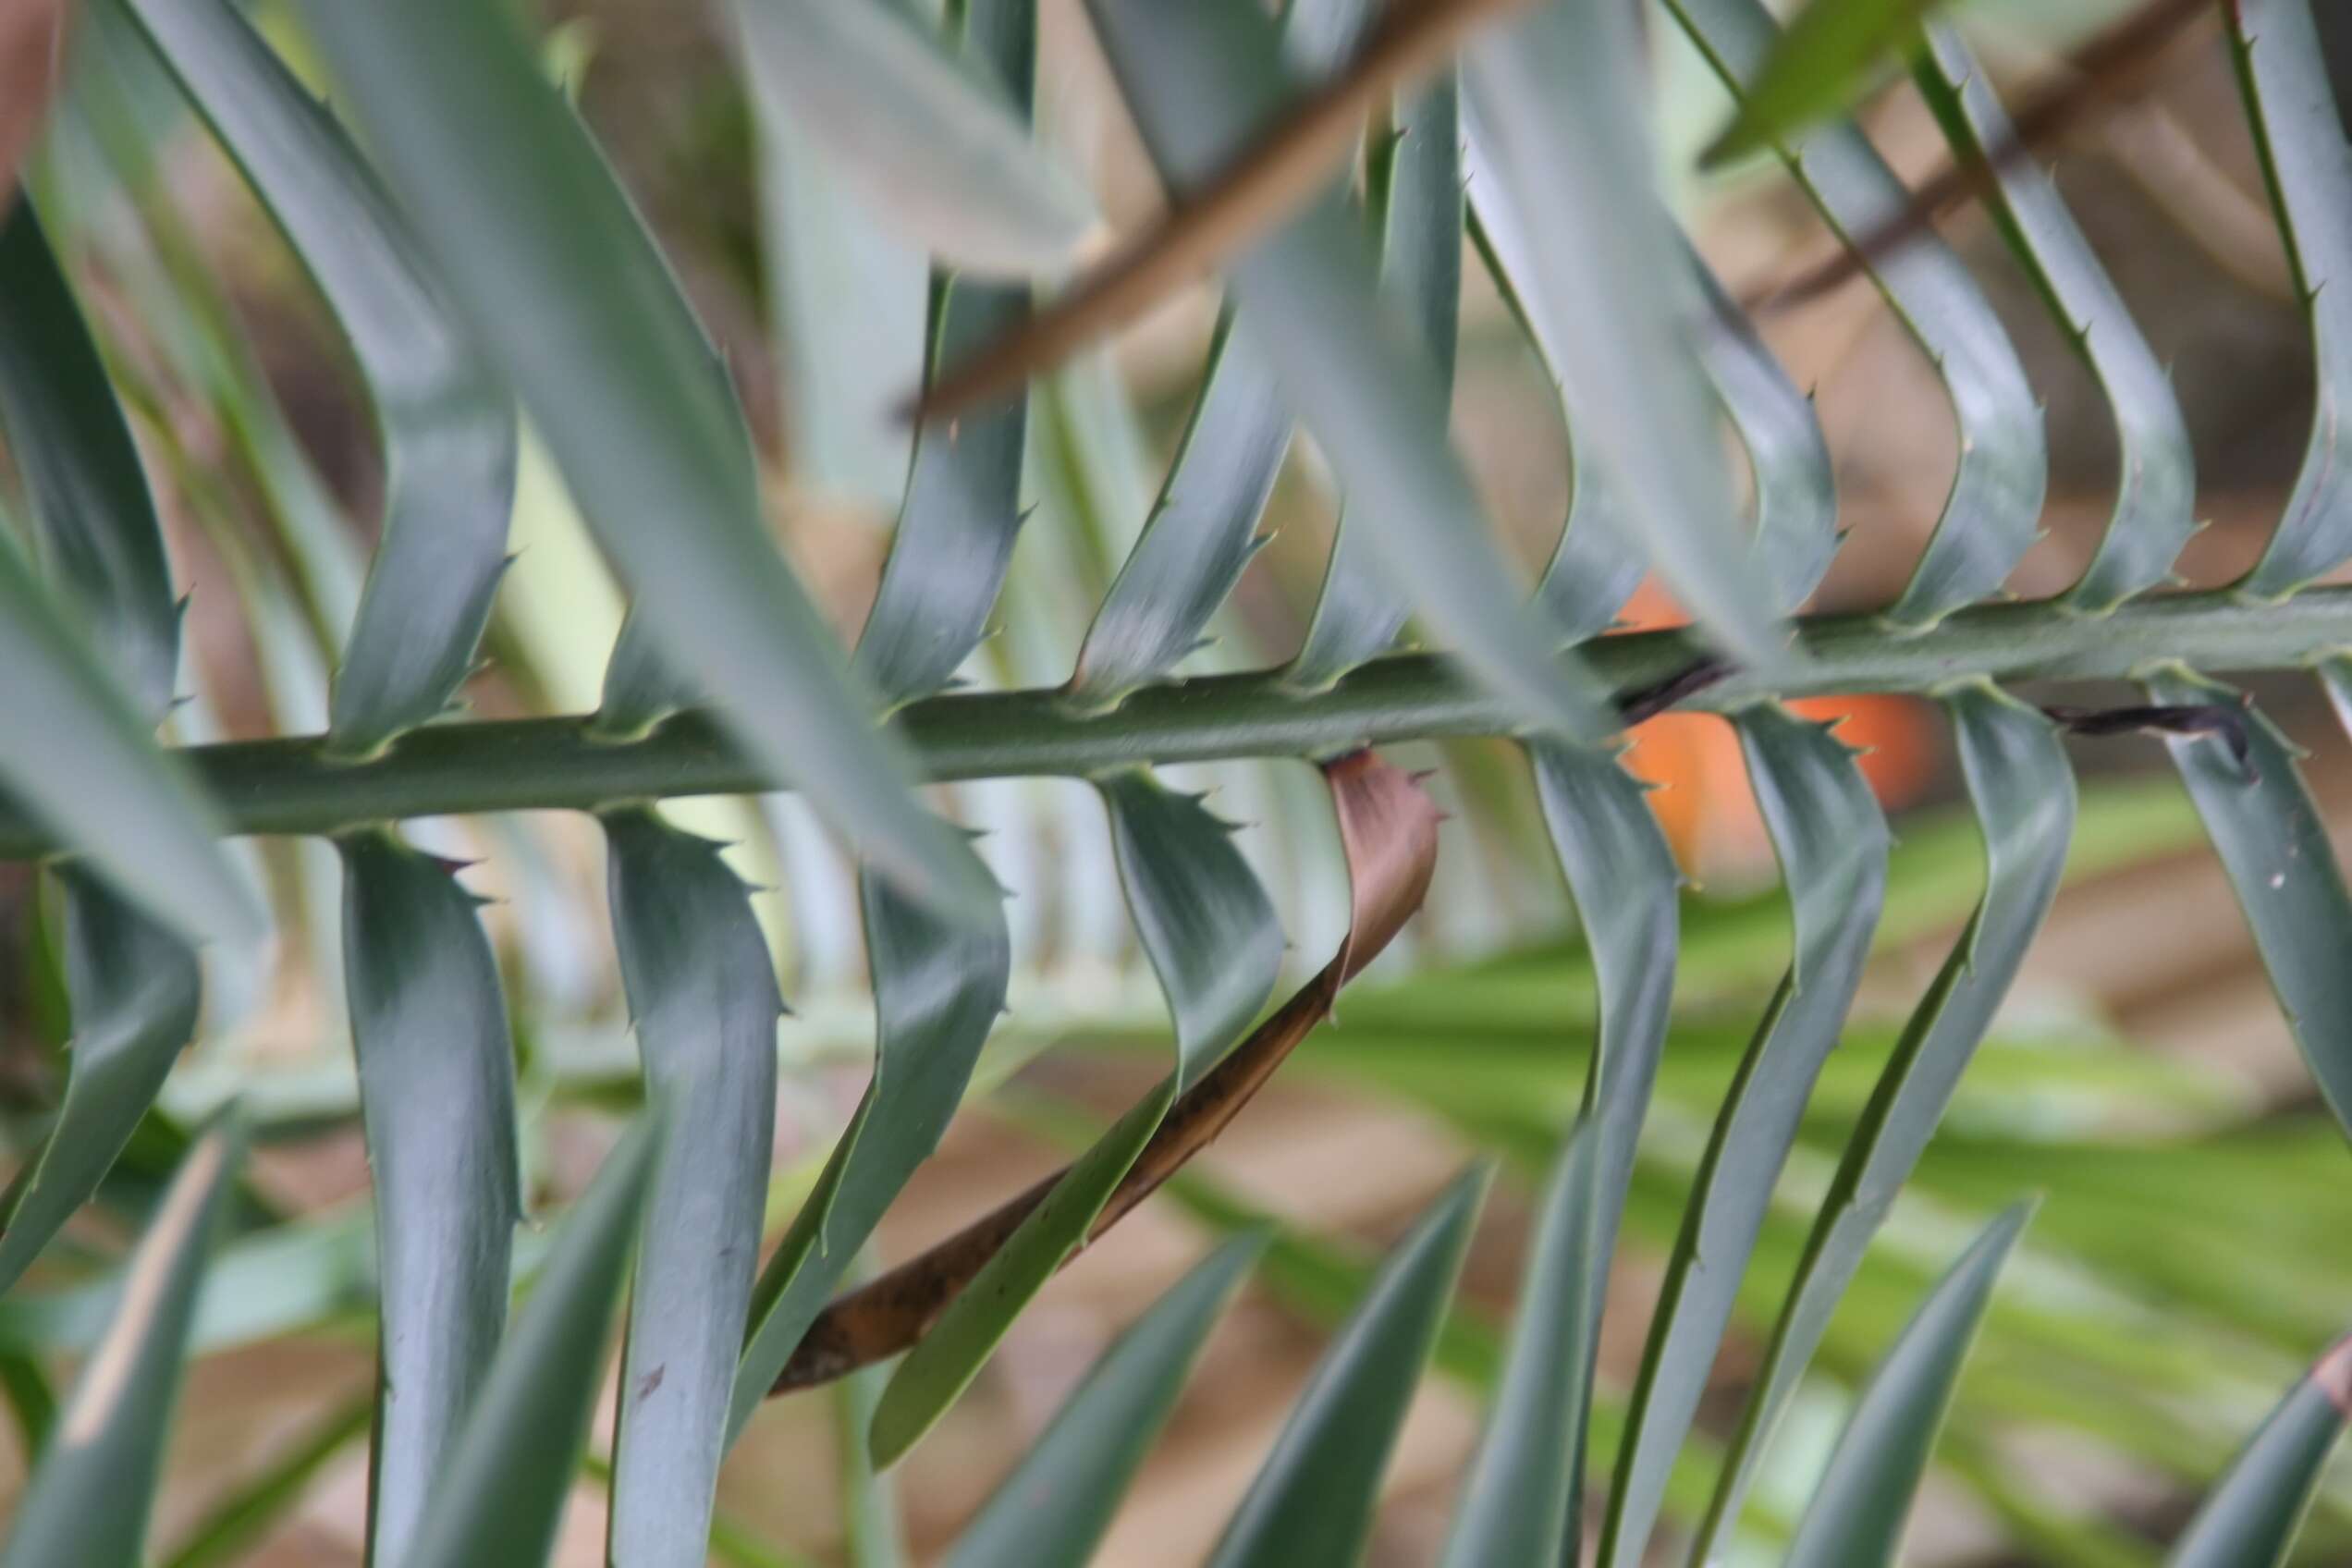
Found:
[4,0,2352,1562]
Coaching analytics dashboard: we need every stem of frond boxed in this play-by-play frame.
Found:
[6,586,2348,854]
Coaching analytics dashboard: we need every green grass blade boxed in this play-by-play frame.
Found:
[2148,664,2352,1140]
[397,1119,658,1568]
[943,1231,1269,1568]
[0,1120,241,1568]
[0,1354,55,1459]
[0,1209,375,1359]
[1694,683,2074,1563]
[159,1394,373,1568]
[869,771,1278,1463]
[729,0,1092,276]
[0,204,257,946]
[834,1268,908,1568]
[729,867,1010,1443]
[602,810,783,1565]
[337,829,522,1566]
[1369,772,2195,1031]
[1911,25,2196,613]
[0,869,200,1295]
[1207,1163,1491,1568]
[1784,1200,2036,1568]
[1669,0,2045,631]
[1461,2,1781,668]
[1084,0,1611,738]
[856,0,1042,711]
[1701,0,1936,166]
[1598,704,1889,1568]
[1070,311,1286,705]
[2230,0,2352,597]
[295,0,999,925]
[1287,55,1456,690]
[2167,1331,2352,1568]
[124,0,516,756]
[1439,1126,1599,1568]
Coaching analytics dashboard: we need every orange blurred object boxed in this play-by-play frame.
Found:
[1610,582,1937,876]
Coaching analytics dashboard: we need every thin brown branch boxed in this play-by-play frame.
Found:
[1743,0,2211,315]
[768,747,1444,1395]
[908,0,1529,423]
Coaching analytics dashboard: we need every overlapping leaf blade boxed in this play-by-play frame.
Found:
[1911,25,2195,612]
[1784,1200,2036,1568]
[602,810,782,1565]
[1520,737,1682,1537]
[0,1121,240,1568]
[1528,742,1674,1254]
[746,71,925,512]
[2168,1331,2352,1567]
[857,267,1035,707]
[1468,204,1647,645]
[1064,0,1369,705]
[0,200,178,711]
[855,0,1043,710]
[1696,683,2073,1562]
[1669,0,2045,630]
[0,548,247,950]
[868,770,1279,1463]
[729,0,1093,276]
[1084,0,1611,738]
[1070,312,1287,705]
[1599,704,1890,1568]
[296,0,998,924]
[728,0,1029,1452]
[1470,210,1831,633]
[0,188,245,1290]
[1207,1162,1490,1568]
[125,0,517,755]
[2147,664,2352,1139]
[0,866,200,1296]
[729,867,1011,1443]
[397,1119,657,1568]
[1694,257,1841,614]
[337,829,522,1565]
[1462,0,1781,667]
[2231,0,2352,597]
[1288,33,1454,691]
[1439,1125,1600,1568]
[943,1231,1268,1568]
[0,203,254,946]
